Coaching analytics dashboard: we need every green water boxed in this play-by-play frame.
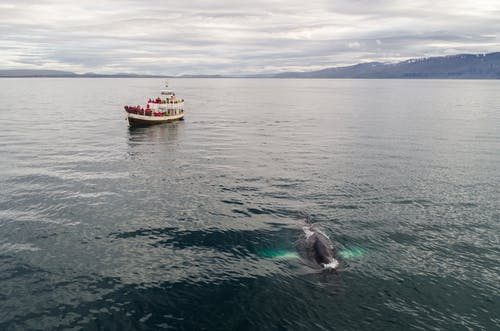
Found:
[259,246,367,261]
[340,247,368,259]
[258,249,299,259]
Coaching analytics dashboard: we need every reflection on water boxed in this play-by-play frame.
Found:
[126,122,185,163]
[128,121,184,144]
[0,78,499,330]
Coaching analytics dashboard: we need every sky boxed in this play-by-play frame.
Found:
[1,0,500,75]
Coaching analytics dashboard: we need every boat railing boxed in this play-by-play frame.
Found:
[148,98,185,104]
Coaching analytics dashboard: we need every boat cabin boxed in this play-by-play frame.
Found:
[161,89,175,97]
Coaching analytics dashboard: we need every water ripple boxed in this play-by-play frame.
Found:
[0,78,498,330]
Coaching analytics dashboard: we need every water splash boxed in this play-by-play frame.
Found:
[322,259,339,270]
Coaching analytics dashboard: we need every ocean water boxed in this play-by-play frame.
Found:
[0,78,498,330]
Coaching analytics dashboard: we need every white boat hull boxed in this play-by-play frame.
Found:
[127,112,184,126]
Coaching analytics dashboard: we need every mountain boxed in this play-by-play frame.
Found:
[274,53,500,79]
[2,52,500,78]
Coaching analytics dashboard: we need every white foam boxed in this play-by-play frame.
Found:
[0,243,40,254]
[322,259,339,270]
[0,210,80,226]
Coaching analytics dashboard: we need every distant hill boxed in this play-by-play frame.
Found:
[0,70,170,78]
[0,69,78,77]
[178,74,225,78]
[274,52,500,79]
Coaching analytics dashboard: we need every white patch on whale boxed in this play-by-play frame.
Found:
[302,226,315,239]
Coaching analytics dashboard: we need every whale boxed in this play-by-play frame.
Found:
[299,225,339,270]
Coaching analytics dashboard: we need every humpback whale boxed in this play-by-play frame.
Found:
[299,225,339,270]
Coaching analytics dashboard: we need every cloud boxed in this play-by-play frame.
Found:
[0,0,499,74]
[348,41,361,48]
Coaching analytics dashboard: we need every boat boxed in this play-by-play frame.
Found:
[124,82,185,127]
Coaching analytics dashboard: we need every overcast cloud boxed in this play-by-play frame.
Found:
[1,0,499,74]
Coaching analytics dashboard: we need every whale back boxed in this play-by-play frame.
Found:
[299,226,338,269]
[312,232,335,265]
